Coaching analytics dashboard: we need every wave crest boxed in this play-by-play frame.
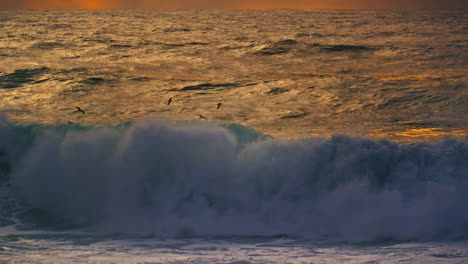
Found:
[2,119,467,241]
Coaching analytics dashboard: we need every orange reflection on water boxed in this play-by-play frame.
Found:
[236,1,339,9]
[364,70,468,87]
[369,127,467,142]
[266,126,466,142]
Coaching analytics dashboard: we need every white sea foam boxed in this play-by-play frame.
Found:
[2,118,466,241]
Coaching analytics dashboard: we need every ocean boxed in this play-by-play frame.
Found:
[0,9,467,263]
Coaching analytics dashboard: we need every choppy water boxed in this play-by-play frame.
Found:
[0,9,467,264]
[1,231,468,264]
[0,9,467,140]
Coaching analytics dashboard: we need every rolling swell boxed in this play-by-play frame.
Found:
[1,118,467,241]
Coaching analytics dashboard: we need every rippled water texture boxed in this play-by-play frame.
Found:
[0,9,466,141]
[1,232,467,264]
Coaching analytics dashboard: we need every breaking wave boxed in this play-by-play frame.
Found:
[0,117,467,241]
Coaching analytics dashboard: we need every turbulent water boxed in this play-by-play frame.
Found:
[0,9,467,264]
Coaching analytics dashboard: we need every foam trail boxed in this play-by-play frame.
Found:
[2,118,467,241]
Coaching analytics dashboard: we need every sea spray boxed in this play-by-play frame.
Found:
[2,119,467,241]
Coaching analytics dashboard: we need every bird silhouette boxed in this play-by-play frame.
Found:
[167,97,173,105]
[217,102,222,110]
[198,114,207,120]
[75,106,85,114]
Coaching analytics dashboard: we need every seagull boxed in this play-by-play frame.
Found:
[217,102,222,110]
[75,106,85,114]
[167,97,173,105]
[198,114,207,120]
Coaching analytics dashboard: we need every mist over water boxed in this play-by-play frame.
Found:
[0,118,466,242]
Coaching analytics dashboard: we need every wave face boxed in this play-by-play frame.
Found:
[1,118,468,241]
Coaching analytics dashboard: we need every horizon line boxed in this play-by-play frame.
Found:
[1,7,466,10]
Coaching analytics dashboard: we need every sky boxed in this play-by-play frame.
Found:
[0,0,466,9]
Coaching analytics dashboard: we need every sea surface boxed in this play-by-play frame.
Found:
[0,9,467,263]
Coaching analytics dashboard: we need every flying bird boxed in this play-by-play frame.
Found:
[198,114,207,120]
[217,102,222,110]
[75,106,85,114]
[167,97,173,105]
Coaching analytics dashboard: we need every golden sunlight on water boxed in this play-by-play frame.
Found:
[0,10,466,143]
[264,126,467,142]
[368,127,467,142]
